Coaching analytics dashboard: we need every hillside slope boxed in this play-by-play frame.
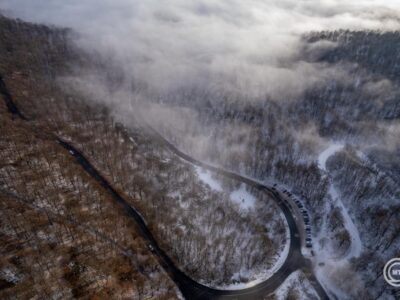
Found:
[0,15,290,299]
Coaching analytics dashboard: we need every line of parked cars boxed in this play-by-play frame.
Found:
[273,184,313,248]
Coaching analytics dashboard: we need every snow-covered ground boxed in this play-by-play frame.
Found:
[195,166,223,191]
[314,143,364,297]
[328,185,362,259]
[196,166,256,210]
[275,271,319,300]
[194,165,291,290]
[316,143,362,259]
[230,184,256,210]
[215,223,290,290]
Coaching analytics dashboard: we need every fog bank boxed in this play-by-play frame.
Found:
[2,0,400,98]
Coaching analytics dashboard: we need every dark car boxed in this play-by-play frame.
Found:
[306,242,312,248]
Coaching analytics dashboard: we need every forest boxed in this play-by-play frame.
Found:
[1,8,400,299]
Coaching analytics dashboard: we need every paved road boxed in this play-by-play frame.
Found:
[146,127,330,300]
[57,138,307,300]
[1,76,329,299]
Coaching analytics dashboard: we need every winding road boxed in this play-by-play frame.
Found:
[1,75,329,300]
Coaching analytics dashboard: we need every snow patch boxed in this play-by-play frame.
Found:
[230,184,256,210]
[195,166,223,191]
[275,271,319,300]
[314,259,366,300]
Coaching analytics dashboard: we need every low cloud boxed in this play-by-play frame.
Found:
[2,0,400,98]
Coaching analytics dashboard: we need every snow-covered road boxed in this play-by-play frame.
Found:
[317,143,362,260]
[314,143,364,298]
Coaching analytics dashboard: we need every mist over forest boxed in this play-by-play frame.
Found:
[4,0,400,156]
[1,1,400,299]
